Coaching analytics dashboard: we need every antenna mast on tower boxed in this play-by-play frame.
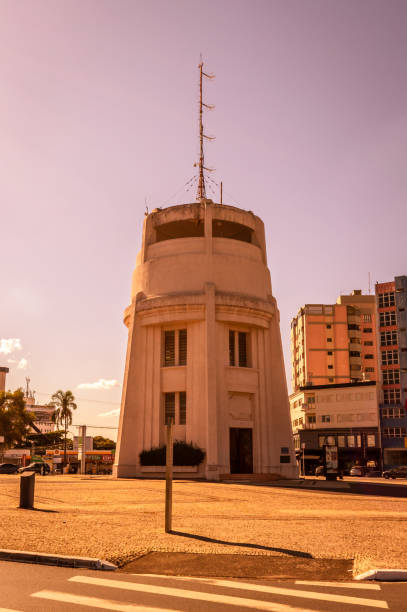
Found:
[196,59,215,202]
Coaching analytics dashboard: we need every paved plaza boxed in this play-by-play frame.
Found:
[0,475,406,576]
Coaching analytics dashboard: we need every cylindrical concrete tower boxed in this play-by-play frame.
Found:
[0,367,9,393]
[113,199,297,479]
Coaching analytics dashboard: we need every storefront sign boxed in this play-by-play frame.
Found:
[102,455,113,462]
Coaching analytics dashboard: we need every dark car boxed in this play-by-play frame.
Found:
[0,463,19,474]
[18,462,50,475]
[383,466,407,479]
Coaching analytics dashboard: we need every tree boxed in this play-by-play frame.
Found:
[92,436,116,450]
[0,389,35,447]
[51,390,77,468]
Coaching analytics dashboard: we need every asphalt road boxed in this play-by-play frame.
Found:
[0,560,406,611]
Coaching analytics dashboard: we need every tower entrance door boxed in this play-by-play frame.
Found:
[229,428,253,474]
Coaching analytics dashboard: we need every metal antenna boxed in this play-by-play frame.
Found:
[196,59,215,202]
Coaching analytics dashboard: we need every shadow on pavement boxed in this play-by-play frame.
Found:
[169,530,313,558]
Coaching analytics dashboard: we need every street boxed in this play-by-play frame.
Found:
[0,560,406,611]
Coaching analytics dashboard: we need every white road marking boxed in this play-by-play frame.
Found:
[295,580,381,590]
[0,608,22,612]
[31,590,182,612]
[69,575,389,609]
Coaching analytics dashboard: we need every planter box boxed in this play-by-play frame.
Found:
[140,465,198,473]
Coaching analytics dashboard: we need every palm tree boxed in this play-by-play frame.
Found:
[51,390,77,469]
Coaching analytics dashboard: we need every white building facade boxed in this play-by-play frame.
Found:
[114,200,297,480]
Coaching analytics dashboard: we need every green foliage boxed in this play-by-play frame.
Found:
[0,389,35,447]
[51,389,77,465]
[93,436,116,450]
[139,440,205,466]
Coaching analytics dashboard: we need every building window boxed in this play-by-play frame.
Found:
[328,377,334,382]
[308,415,316,424]
[383,370,400,385]
[348,324,360,331]
[363,327,373,333]
[383,427,406,438]
[163,329,187,366]
[383,389,401,405]
[347,435,355,447]
[164,392,176,424]
[229,330,249,367]
[349,351,361,357]
[327,351,333,355]
[381,331,398,346]
[179,391,186,425]
[327,337,333,342]
[365,367,375,372]
[164,391,187,425]
[364,341,373,346]
[321,415,331,423]
[382,407,406,418]
[362,314,372,322]
[307,396,316,404]
[364,354,374,359]
[328,365,334,369]
[380,312,397,327]
[326,324,332,329]
[378,292,395,308]
[382,350,399,365]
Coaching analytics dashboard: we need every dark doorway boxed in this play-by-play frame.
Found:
[230,428,253,473]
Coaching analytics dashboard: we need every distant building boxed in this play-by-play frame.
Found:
[289,381,380,474]
[0,367,9,392]
[291,290,378,391]
[24,379,56,435]
[376,276,407,467]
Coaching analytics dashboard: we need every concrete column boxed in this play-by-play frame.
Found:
[205,281,218,479]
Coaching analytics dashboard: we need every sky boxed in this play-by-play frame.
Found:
[1,0,407,440]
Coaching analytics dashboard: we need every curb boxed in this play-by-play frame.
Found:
[0,549,117,571]
[355,569,407,581]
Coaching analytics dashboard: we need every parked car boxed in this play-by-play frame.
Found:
[349,465,365,477]
[0,463,19,474]
[315,465,325,476]
[18,462,50,475]
[383,466,407,479]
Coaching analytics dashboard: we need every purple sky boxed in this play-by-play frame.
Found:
[2,0,407,439]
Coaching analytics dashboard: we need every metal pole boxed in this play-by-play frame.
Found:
[165,419,173,533]
[220,181,223,204]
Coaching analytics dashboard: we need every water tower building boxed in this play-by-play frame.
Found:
[113,64,296,480]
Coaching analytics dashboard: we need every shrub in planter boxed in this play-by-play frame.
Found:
[139,440,205,466]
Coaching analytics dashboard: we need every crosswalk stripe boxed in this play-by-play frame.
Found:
[295,581,381,590]
[66,577,319,612]
[31,590,182,612]
[69,575,389,609]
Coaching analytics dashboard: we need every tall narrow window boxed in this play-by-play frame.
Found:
[163,329,187,366]
[178,329,187,366]
[238,332,247,367]
[164,392,175,424]
[179,391,186,425]
[229,330,235,366]
[229,330,249,367]
[164,331,175,366]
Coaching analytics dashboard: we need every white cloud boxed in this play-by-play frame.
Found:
[97,408,120,418]
[77,379,120,390]
[17,358,28,370]
[0,338,22,355]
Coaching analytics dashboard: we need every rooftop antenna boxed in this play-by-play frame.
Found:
[195,58,215,203]
[368,272,371,295]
